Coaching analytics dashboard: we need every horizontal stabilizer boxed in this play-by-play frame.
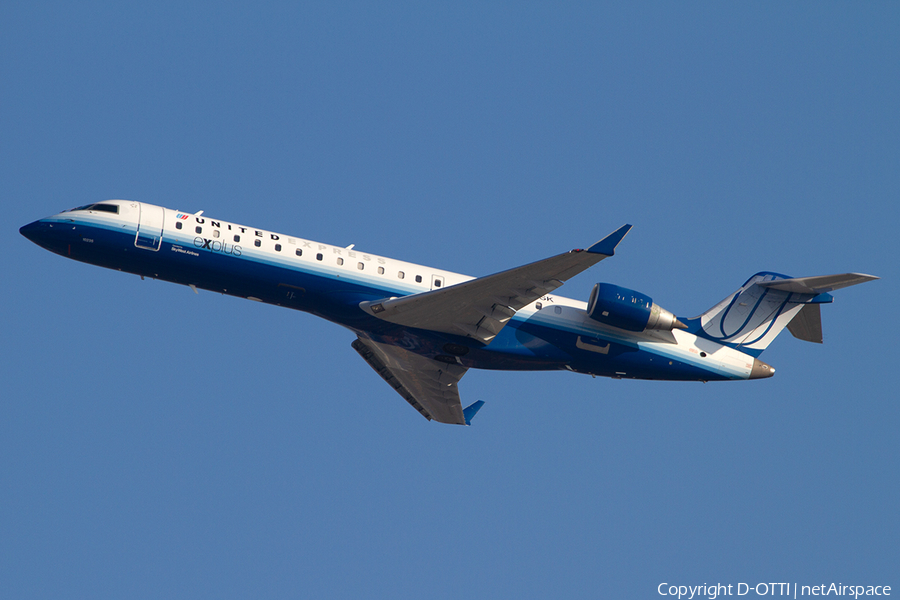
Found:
[758,273,878,294]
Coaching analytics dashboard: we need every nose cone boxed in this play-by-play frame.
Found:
[749,358,775,379]
[19,220,43,243]
[20,218,68,254]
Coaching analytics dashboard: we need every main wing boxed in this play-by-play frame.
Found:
[352,336,469,424]
[352,225,631,424]
[359,224,632,344]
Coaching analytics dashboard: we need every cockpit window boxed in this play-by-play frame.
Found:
[66,203,119,214]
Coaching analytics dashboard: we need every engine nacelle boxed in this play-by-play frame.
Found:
[586,283,686,332]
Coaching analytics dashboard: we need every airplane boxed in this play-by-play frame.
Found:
[20,200,877,425]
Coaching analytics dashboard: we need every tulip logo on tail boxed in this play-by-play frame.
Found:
[700,273,807,352]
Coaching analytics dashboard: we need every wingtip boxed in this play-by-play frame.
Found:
[463,400,485,425]
[587,224,633,256]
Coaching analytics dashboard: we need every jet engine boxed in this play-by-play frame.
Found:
[586,283,687,332]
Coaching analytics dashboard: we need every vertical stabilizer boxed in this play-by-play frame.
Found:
[692,272,877,356]
[787,304,823,344]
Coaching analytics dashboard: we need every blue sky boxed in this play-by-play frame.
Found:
[2,3,897,598]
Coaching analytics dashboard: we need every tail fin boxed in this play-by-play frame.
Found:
[689,272,878,356]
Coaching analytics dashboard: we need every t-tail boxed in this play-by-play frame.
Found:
[685,272,878,357]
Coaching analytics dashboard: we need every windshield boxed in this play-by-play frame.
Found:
[65,203,119,214]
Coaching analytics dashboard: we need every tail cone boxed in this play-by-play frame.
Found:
[749,359,775,379]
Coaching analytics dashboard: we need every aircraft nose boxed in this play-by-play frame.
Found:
[19,220,43,243]
[20,218,66,253]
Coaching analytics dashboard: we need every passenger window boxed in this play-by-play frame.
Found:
[316,253,323,261]
[175,222,182,230]
[415,275,422,283]
[398,271,405,279]
[254,239,261,247]
[554,306,562,314]
[195,226,202,234]
[213,230,220,238]
[337,257,343,265]
[377,266,384,274]
[358,262,364,270]
[295,249,302,257]
[234,235,241,242]
[536,302,543,310]
[275,244,281,252]
[434,280,441,288]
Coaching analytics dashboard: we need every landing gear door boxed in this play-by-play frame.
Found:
[135,203,165,251]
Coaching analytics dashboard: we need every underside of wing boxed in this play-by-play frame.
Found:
[351,337,469,425]
[359,225,632,344]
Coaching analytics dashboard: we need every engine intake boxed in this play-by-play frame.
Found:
[586,283,686,332]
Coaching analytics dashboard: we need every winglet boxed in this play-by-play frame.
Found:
[463,400,485,425]
[587,224,633,256]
